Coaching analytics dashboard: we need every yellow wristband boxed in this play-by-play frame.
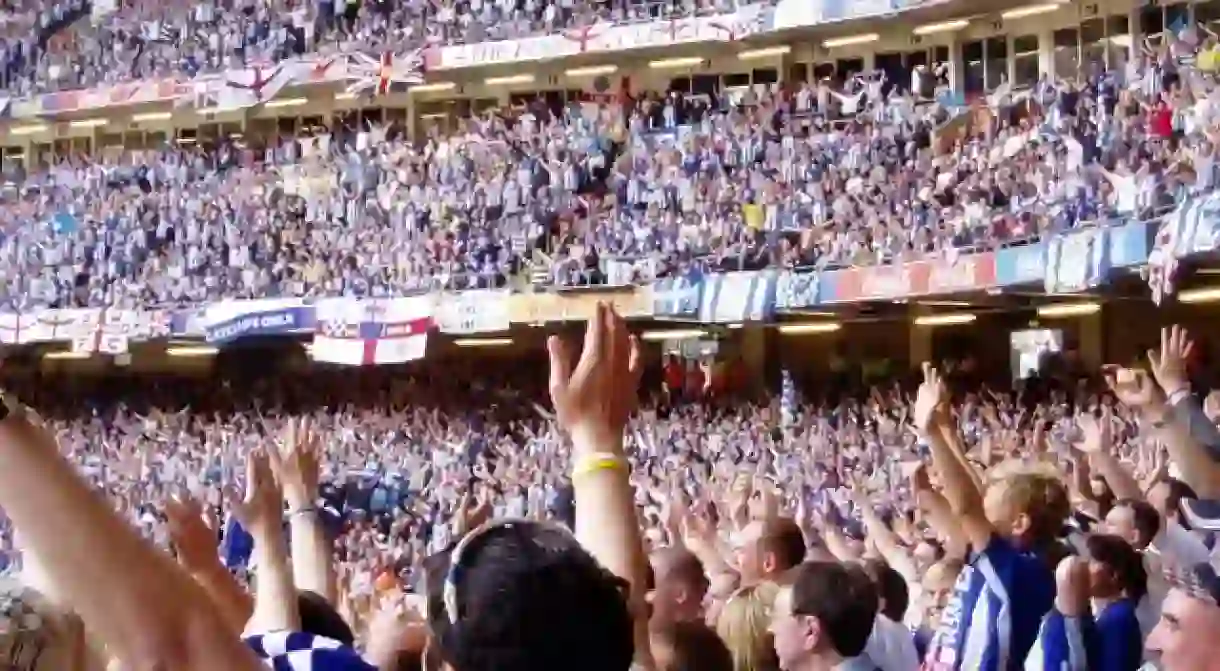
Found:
[572,453,628,481]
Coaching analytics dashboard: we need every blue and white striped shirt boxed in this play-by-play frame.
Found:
[923,536,1056,671]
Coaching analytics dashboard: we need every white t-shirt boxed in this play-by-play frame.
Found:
[864,614,920,671]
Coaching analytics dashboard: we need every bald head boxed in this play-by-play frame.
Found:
[650,547,708,625]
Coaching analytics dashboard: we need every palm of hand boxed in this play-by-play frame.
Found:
[235,452,281,531]
[166,498,216,571]
[547,303,641,441]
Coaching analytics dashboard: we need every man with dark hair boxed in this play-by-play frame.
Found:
[649,620,734,671]
[770,561,881,671]
[423,520,635,671]
[649,547,708,625]
[858,560,918,671]
[737,517,807,585]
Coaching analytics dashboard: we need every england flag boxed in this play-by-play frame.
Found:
[311,296,433,366]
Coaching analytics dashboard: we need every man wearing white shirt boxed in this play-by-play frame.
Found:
[859,559,920,671]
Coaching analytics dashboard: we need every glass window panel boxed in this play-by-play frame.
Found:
[985,37,1008,89]
[963,40,984,94]
[1053,28,1080,79]
[1014,34,1038,54]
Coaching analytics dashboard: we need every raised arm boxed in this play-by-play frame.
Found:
[240,451,302,635]
[0,399,262,670]
[1075,410,1142,501]
[165,496,254,634]
[914,363,993,551]
[548,303,652,668]
[272,418,338,604]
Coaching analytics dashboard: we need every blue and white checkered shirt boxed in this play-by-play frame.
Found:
[244,631,377,671]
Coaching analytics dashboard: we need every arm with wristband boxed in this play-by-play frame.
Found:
[548,302,654,670]
[270,416,338,605]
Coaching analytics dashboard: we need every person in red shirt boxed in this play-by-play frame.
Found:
[1148,94,1175,142]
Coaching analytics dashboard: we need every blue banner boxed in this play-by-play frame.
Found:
[1156,192,1220,260]
[203,300,316,344]
[1108,219,1155,268]
[651,271,704,319]
[1044,227,1109,294]
[995,243,1047,287]
[699,271,776,323]
[774,271,820,310]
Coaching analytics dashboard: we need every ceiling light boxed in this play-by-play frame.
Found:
[8,124,47,135]
[1179,287,1220,304]
[913,19,969,35]
[738,45,791,60]
[823,33,880,48]
[453,338,514,347]
[166,346,219,357]
[484,74,535,86]
[132,112,172,122]
[69,119,108,128]
[777,322,843,335]
[640,329,707,341]
[43,350,90,360]
[263,97,308,109]
[565,65,618,77]
[649,57,705,69]
[913,313,977,327]
[410,82,458,93]
[1001,3,1062,19]
[1036,302,1101,318]
[334,92,357,101]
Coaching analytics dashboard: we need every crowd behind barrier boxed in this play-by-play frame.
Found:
[1,35,1217,317]
[0,0,948,99]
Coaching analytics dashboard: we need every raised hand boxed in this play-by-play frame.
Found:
[1102,365,1163,411]
[913,362,946,435]
[1075,410,1111,454]
[546,302,642,448]
[1149,325,1194,399]
[165,496,220,575]
[232,451,282,535]
[269,417,321,511]
[1053,556,1091,617]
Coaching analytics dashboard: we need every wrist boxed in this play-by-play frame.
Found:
[569,423,624,457]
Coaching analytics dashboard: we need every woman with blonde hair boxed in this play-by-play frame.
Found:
[715,582,781,671]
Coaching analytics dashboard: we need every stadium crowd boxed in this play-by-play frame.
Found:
[0,0,757,95]
[0,12,1220,671]
[2,31,1216,309]
[2,313,1220,671]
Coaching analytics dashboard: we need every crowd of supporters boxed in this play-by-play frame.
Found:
[0,0,754,94]
[0,7,1219,671]
[2,35,1215,309]
[2,316,1220,670]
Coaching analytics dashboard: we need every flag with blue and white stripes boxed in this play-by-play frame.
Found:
[781,369,797,427]
[698,271,777,323]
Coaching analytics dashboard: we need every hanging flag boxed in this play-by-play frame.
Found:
[345,49,424,97]
[214,62,303,111]
[311,296,433,366]
[781,369,797,428]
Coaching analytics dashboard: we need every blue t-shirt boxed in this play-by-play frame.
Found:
[923,535,1056,671]
[1094,599,1143,671]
